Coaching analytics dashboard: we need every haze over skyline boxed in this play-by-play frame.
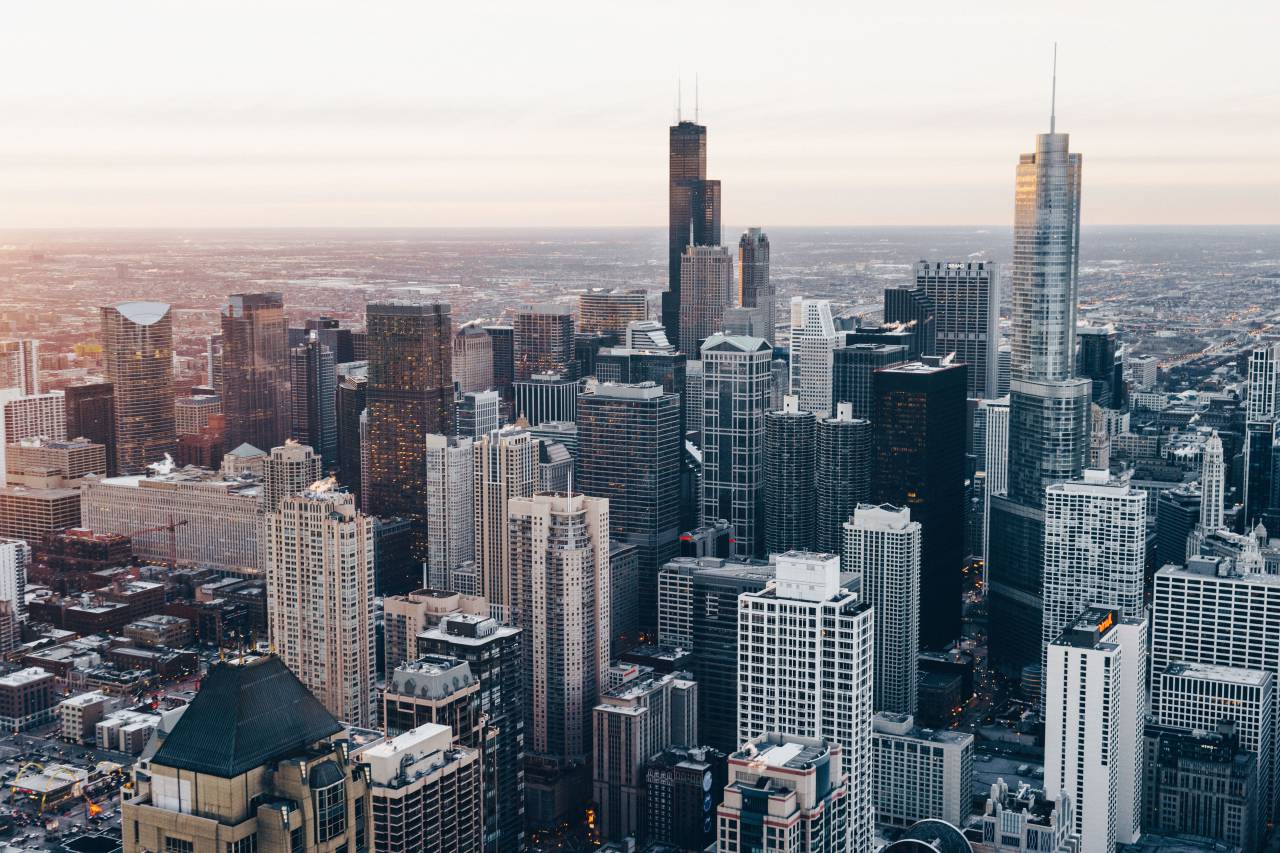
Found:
[5,0,1277,229]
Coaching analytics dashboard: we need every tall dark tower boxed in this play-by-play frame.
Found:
[872,358,968,649]
[814,403,872,554]
[220,292,289,453]
[763,395,816,554]
[737,228,773,342]
[289,333,338,470]
[364,303,454,552]
[663,120,721,347]
[100,302,176,474]
[64,382,117,476]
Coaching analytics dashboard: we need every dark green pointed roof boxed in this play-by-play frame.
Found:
[152,655,342,778]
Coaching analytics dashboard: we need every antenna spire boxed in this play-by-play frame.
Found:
[695,73,700,123]
[1050,42,1058,133]
[678,76,683,122]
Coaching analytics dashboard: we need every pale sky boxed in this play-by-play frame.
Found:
[3,0,1277,228]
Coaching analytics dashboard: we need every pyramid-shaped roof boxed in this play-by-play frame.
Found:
[152,655,341,778]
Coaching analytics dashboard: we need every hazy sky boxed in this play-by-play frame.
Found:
[4,0,1277,228]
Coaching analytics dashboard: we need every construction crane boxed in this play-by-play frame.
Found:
[127,514,189,571]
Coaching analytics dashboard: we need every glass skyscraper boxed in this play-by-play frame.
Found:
[100,302,176,474]
[663,120,721,348]
[220,292,290,453]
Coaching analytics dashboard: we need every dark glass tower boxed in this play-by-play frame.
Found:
[913,260,1001,399]
[289,333,338,470]
[663,120,721,347]
[883,286,937,359]
[64,382,117,476]
[483,325,515,399]
[220,292,289,453]
[364,303,454,550]
[514,303,576,382]
[577,382,682,633]
[737,228,773,342]
[1077,324,1127,409]
[763,396,816,554]
[335,369,366,501]
[872,358,968,649]
[100,302,176,474]
[832,341,907,419]
[814,404,873,553]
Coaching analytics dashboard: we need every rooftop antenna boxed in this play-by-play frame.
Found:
[678,76,683,122]
[695,73,700,123]
[1050,42,1058,133]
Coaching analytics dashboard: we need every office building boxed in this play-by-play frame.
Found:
[264,484,374,726]
[364,302,454,550]
[529,420,578,461]
[6,436,105,481]
[871,712,973,830]
[883,286,937,360]
[1077,324,1125,410]
[0,482,80,547]
[701,335,772,559]
[843,504,921,715]
[764,396,816,554]
[678,245,733,357]
[814,404,872,554]
[513,371,577,426]
[0,339,38,395]
[383,654,481,737]
[622,319,674,352]
[738,551,874,852]
[1144,722,1261,851]
[418,613,525,853]
[1153,485,1200,570]
[0,390,67,486]
[832,341,907,419]
[873,358,967,649]
[456,389,500,439]
[262,440,324,512]
[788,298,839,418]
[579,289,648,337]
[220,293,289,453]
[508,491,610,828]
[577,382,681,630]
[482,325,514,398]
[665,118,721,349]
[1041,471,1146,683]
[1044,609,1145,853]
[970,780,1078,853]
[514,303,576,382]
[424,435,474,591]
[737,229,773,342]
[289,333,338,469]
[335,368,366,499]
[912,260,1000,398]
[717,733,849,853]
[1243,418,1274,529]
[536,439,572,493]
[454,323,495,393]
[175,393,222,436]
[645,745,727,852]
[101,303,176,475]
[472,426,537,620]
[63,382,116,477]
[592,668,698,841]
[1200,430,1225,531]
[122,655,372,853]
[381,589,485,677]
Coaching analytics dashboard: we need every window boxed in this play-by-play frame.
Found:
[226,837,258,853]
[291,827,304,853]
[314,780,348,843]
[166,839,194,853]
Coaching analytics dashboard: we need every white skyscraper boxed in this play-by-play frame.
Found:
[788,297,838,418]
[1045,609,1146,853]
[0,538,28,649]
[264,483,375,726]
[1041,470,1147,681]
[738,551,874,853]
[473,426,537,621]
[980,395,1010,578]
[843,503,920,715]
[424,434,475,591]
[1200,430,1225,531]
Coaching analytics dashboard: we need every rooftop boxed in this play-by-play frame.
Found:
[1163,661,1273,687]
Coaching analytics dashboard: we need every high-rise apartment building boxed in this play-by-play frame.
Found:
[763,396,816,554]
[100,302,176,474]
[701,335,772,560]
[1044,609,1145,853]
[453,323,495,393]
[678,246,733,357]
[814,404,872,554]
[364,302,454,548]
[63,382,116,477]
[738,551,874,853]
[843,503,921,715]
[264,484,375,726]
[288,333,337,469]
[0,390,66,487]
[872,358,967,649]
[832,341,907,419]
[871,712,973,830]
[383,654,481,737]
[913,260,1000,398]
[220,293,289,453]
[644,745,727,853]
[579,289,649,337]
[0,538,28,649]
[472,426,536,620]
[577,382,681,630]
[737,229,773,341]
[788,298,839,418]
[665,119,721,349]
[424,434,474,591]
[508,491,610,828]
[262,440,324,512]
[0,340,39,396]
[1041,470,1146,685]
[514,303,576,382]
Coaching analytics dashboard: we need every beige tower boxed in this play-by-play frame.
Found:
[472,426,537,621]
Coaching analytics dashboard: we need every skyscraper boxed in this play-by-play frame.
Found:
[883,286,937,360]
[453,323,495,394]
[456,389,500,439]
[262,440,324,512]
[872,358,967,649]
[700,335,772,559]
[514,303,576,382]
[814,403,873,553]
[364,302,454,550]
[988,98,1090,674]
[578,289,649,337]
[763,395,816,554]
[424,434,475,591]
[678,246,733,357]
[664,119,721,348]
[1077,324,1126,410]
[1201,430,1225,531]
[508,491,610,828]
[100,302,176,474]
[832,341,907,419]
[472,426,537,620]
[577,382,681,631]
[512,371,578,426]
[788,298,839,418]
[914,260,1000,399]
[63,382,116,477]
[0,340,39,396]
[483,324,515,399]
[843,503,921,715]
[737,228,773,341]
[220,292,290,453]
[264,483,375,726]
[737,552,875,853]
[335,367,366,500]
[288,332,337,470]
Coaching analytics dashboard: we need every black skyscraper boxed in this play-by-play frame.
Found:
[1078,324,1127,410]
[763,397,816,554]
[663,120,721,348]
[289,334,338,470]
[483,325,515,398]
[883,286,937,359]
[872,358,968,649]
[815,406,872,553]
[832,342,907,420]
[64,382,117,476]
[335,371,366,501]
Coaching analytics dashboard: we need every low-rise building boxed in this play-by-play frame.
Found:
[97,708,162,754]
[56,690,108,743]
[967,779,1079,853]
[0,666,56,730]
[124,614,194,648]
[872,712,974,830]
